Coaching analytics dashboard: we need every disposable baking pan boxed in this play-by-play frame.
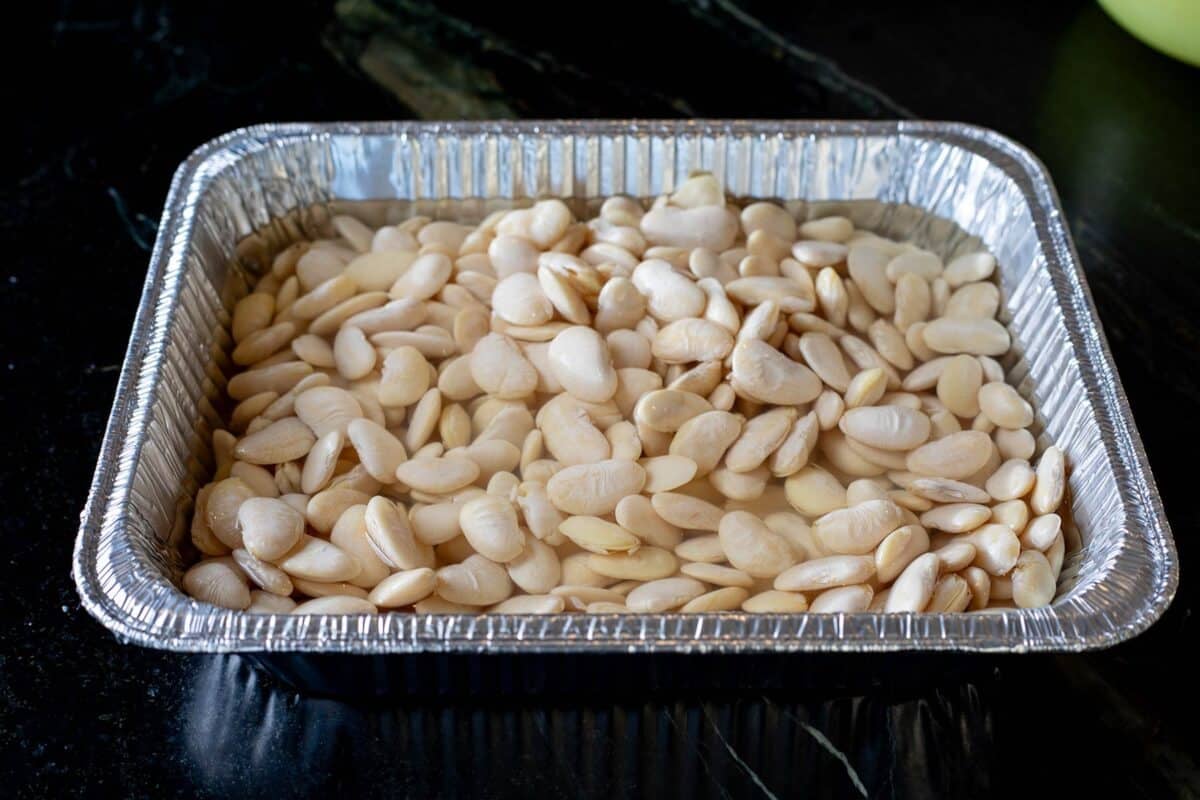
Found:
[73,121,1178,691]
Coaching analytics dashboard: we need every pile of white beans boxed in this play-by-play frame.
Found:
[183,173,1068,615]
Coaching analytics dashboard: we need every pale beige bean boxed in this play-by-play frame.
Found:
[919,503,990,533]
[553,585,627,609]
[782,466,844,517]
[990,499,1030,533]
[625,576,708,612]
[491,595,566,614]
[1031,446,1066,514]
[232,293,276,343]
[291,274,357,321]
[708,466,769,501]
[604,420,641,461]
[906,431,994,479]
[225,359,312,402]
[492,272,553,325]
[606,329,652,370]
[593,277,646,333]
[985,459,1035,501]
[343,419,405,484]
[437,554,513,606]
[837,405,931,451]
[233,417,315,465]
[886,251,942,282]
[630,258,706,321]
[1011,550,1056,608]
[767,411,820,478]
[652,318,735,363]
[487,234,539,277]
[698,277,741,333]
[231,321,296,367]
[907,477,991,504]
[328,505,391,588]
[937,355,982,418]
[344,249,415,291]
[775,555,874,592]
[944,252,995,288]
[874,523,931,583]
[506,536,562,593]
[843,368,887,409]
[287,386,356,438]
[393,456,479,495]
[945,282,1000,319]
[639,455,698,493]
[305,488,370,534]
[277,534,361,583]
[677,586,747,612]
[374,347,429,408]
[558,516,641,555]
[814,499,905,555]
[680,563,753,588]
[963,566,991,610]
[183,559,251,609]
[651,492,725,531]
[408,501,464,546]
[840,334,901,389]
[372,326,456,357]
[674,534,726,563]
[246,591,297,614]
[613,495,682,550]
[792,240,848,268]
[922,318,1010,356]
[814,268,849,327]
[868,319,914,371]
[931,278,950,316]
[966,524,1021,576]
[884,552,939,612]
[926,574,972,612]
[668,410,743,476]
[798,216,852,242]
[994,428,1036,461]
[743,590,809,612]
[364,496,434,570]
[292,596,378,614]
[388,252,452,301]
[814,389,844,431]
[730,339,822,405]
[723,407,796,473]
[546,325,618,403]
[978,382,1034,429]
[368,568,437,607]
[545,459,644,516]
[810,584,874,613]
[457,494,524,562]
[1021,514,1062,551]
[469,333,538,400]
[741,202,796,240]
[289,334,334,369]
[634,389,712,433]
[724,276,814,313]
[894,273,931,333]
[847,246,895,314]
[588,547,677,581]
[1047,531,1066,580]
[229,461,278,498]
[401,389,441,453]
[294,247,347,292]
[414,596,475,614]
[237,496,304,561]
[901,357,952,393]
[797,332,852,392]
[933,540,977,573]
[846,478,888,506]
[345,297,426,335]
[718,511,796,578]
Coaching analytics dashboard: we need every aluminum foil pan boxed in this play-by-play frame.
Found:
[73,121,1177,655]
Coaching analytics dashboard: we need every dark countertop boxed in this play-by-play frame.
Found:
[3,1,1198,797]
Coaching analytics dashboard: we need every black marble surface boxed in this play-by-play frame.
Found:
[3,1,1199,797]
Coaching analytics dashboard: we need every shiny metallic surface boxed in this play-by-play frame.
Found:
[73,121,1177,654]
